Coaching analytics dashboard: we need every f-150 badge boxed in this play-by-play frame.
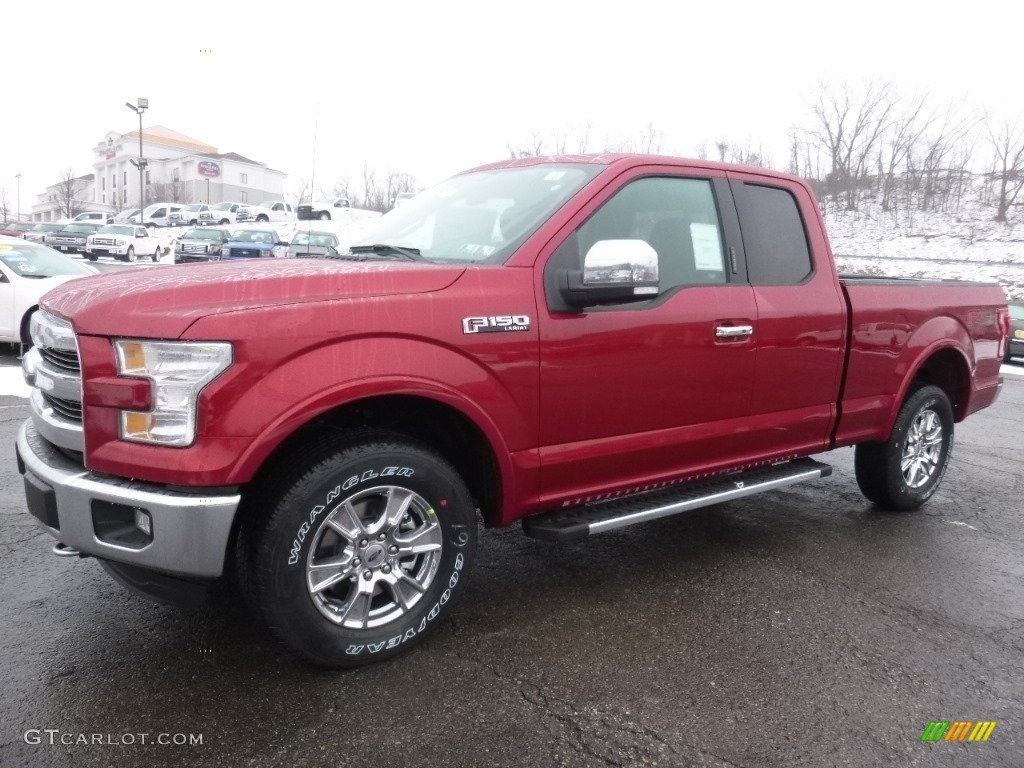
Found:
[462,315,531,334]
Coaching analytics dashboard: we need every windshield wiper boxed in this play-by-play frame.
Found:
[348,244,422,261]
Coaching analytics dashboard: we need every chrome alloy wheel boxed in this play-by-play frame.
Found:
[901,408,944,489]
[305,486,443,628]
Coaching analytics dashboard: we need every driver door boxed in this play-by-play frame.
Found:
[536,168,758,507]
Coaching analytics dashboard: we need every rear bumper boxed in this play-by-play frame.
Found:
[15,420,240,579]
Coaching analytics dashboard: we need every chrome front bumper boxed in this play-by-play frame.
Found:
[16,420,240,579]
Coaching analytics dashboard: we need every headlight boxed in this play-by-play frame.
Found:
[114,239,126,246]
[114,340,233,447]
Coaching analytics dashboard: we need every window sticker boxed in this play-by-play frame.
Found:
[0,245,13,252]
[690,223,724,271]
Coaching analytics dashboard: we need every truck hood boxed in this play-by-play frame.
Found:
[41,259,466,338]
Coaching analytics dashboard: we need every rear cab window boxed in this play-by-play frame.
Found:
[733,183,812,285]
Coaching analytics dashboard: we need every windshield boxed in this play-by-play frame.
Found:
[292,232,339,246]
[0,241,94,278]
[183,228,226,240]
[212,202,233,210]
[1011,304,1024,320]
[97,225,134,236]
[181,204,203,212]
[230,230,275,244]
[32,223,66,232]
[62,225,96,234]
[350,164,603,263]
[257,201,276,209]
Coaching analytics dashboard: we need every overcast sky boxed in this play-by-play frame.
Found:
[3,0,1022,212]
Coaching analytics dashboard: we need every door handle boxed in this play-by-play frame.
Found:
[715,325,753,338]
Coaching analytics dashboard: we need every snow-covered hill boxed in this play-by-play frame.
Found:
[821,181,1024,301]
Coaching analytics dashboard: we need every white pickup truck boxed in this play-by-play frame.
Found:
[297,197,381,221]
[84,224,161,262]
[198,202,245,226]
[236,201,296,224]
[168,204,212,227]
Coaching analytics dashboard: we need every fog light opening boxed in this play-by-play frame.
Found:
[134,508,152,537]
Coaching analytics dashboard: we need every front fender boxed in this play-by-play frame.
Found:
[203,335,534,512]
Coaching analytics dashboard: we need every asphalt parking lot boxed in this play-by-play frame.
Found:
[1,350,1022,768]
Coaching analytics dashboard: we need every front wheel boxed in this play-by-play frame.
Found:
[240,432,477,667]
[256,214,269,223]
[319,211,330,220]
[126,246,135,262]
[854,384,954,511]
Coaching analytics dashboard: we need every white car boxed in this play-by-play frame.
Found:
[168,204,212,227]
[114,208,141,223]
[135,203,187,227]
[85,224,161,262]
[67,211,113,226]
[0,236,95,345]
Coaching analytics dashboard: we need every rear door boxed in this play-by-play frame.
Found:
[726,172,847,457]
[536,166,758,507]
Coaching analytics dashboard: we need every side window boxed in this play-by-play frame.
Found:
[273,203,283,211]
[736,183,812,285]
[153,208,166,218]
[567,176,727,294]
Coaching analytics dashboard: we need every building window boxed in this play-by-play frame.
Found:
[101,177,105,191]
[123,171,127,187]
[146,170,151,184]
[112,174,116,188]
[239,172,248,184]
[173,168,180,182]
[240,190,248,202]
[101,193,105,204]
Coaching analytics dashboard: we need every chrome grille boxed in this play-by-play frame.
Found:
[92,237,117,246]
[26,311,85,452]
[39,347,81,373]
[182,243,209,253]
[42,394,83,421]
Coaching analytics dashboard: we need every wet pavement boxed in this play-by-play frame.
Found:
[1,352,1022,767]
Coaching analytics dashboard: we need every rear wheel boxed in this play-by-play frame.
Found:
[239,431,477,667]
[220,219,230,225]
[256,214,269,223]
[319,211,330,220]
[86,254,98,262]
[854,384,954,510]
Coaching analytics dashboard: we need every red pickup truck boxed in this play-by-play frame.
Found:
[16,155,1008,667]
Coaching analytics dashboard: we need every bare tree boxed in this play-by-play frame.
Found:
[295,177,313,205]
[878,92,935,211]
[150,180,189,203]
[361,161,376,208]
[384,171,417,210]
[57,167,83,218]
[638,121,663,154]
[0,186,10,223]
[809,79,895,209]
[986,115,1024,222]
[507,130,547,158]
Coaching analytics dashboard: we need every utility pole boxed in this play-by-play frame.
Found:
[125,98,149,218]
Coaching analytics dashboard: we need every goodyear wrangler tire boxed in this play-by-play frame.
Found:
[244,434,477,667]
[854,384,954,511]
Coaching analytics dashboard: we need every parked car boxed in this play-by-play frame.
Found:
[68,211,113,226]
[0,222,35,237]
[393,192,416,207]
[0,235,95,345]
[174,228,232,264]
[221,228,287,259]
[85,224,161,262]
[1007,302,1024,362]
[46,223,102,254]
[168,204,212,227]
[286,230,341,258]
[23,222,67,243]
[15,155,1007,669]
[198,202,244,226]
[136,203,186,227]
[237,201,295,224]
[114,209,141,223]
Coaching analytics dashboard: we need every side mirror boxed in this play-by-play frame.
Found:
[276,241,288,247]
[559,239,660,308]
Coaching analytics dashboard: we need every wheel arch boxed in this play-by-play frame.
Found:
[20,304,39,344]
[886,320,973,435]
[231,389,508,529]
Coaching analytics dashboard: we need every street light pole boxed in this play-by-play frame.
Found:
[125,98,148,220]
[15,173,20,221]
